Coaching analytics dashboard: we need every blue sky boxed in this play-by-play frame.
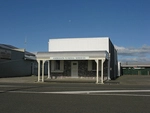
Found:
[0,0,150,62]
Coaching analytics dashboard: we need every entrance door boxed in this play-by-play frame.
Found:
[71,61,78,77]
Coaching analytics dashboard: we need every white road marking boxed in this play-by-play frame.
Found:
[7,89,150,96]
[43,90,150,94]
[90,93,150,97]
[1,89,150,97]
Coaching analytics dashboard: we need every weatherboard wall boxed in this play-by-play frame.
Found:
[48,37,109,52]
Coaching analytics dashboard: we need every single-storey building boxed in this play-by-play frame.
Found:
[36,37,118,84]
[121,62,150,75]
[0,44,36,77]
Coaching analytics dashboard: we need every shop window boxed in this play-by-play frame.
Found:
[88,60,101,71]
[92,61,96,70]
[51,60,64,72]
[55,60,60,70]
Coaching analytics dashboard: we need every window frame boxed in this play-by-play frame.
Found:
[51,60,64,73]
[54,60,60,70]
[88,60,101,71]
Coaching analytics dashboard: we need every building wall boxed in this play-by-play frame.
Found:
[49,37,109,52]
[108,39,118,79]
[0,48,34,77]
[118,62,121,76]
[50,60,108,78]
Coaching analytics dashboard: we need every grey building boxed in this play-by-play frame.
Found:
[0,44,36,77]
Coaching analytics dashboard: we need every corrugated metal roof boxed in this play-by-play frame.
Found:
[121,65,150,67]
[121,62,150,67]
[0,43,35,57]
[0,44,18,50]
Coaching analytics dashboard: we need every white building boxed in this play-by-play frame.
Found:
[36,37,118,84]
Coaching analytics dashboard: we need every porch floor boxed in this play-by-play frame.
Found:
[44,76,108,83]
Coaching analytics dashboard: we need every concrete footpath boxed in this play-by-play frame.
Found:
[0,75,150,85]
[114,75,150,85]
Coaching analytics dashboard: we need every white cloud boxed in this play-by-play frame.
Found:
[115,45,150,63]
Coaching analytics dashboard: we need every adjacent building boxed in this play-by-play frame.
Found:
[121,62,150,75]
[0,44,36,77]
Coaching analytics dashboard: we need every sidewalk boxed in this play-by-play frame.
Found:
[0,76,106,84]
[45,76,98,83]
[0,75,150,85]
[0,76,38,83]
[112,75,150,85]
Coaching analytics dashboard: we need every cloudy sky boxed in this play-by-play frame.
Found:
[116,45,150,64]
[0,0,150,63]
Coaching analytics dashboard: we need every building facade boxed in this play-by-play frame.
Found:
[0,44,36,77]
[121,63,150,75]
[36,37,118,84]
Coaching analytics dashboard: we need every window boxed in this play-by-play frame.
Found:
[73,63,77,65]
[55,60,60,70]
[92,61,96,70]
[51,60,64,72]
[88,60,101,71]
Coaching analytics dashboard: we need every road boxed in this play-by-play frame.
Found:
[0,82,150,113]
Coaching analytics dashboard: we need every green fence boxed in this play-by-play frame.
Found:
[122,68,150,75]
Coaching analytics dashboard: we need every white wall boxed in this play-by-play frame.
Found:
[118,62,121,76]
[49,37,109,52]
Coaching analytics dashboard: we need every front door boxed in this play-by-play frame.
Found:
[71,61,78,77]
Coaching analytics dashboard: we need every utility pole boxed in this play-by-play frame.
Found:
[24,37,27,50]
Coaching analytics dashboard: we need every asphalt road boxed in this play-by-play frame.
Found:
[0,82,150,113]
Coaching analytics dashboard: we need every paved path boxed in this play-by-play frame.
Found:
[0,75,150,85]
